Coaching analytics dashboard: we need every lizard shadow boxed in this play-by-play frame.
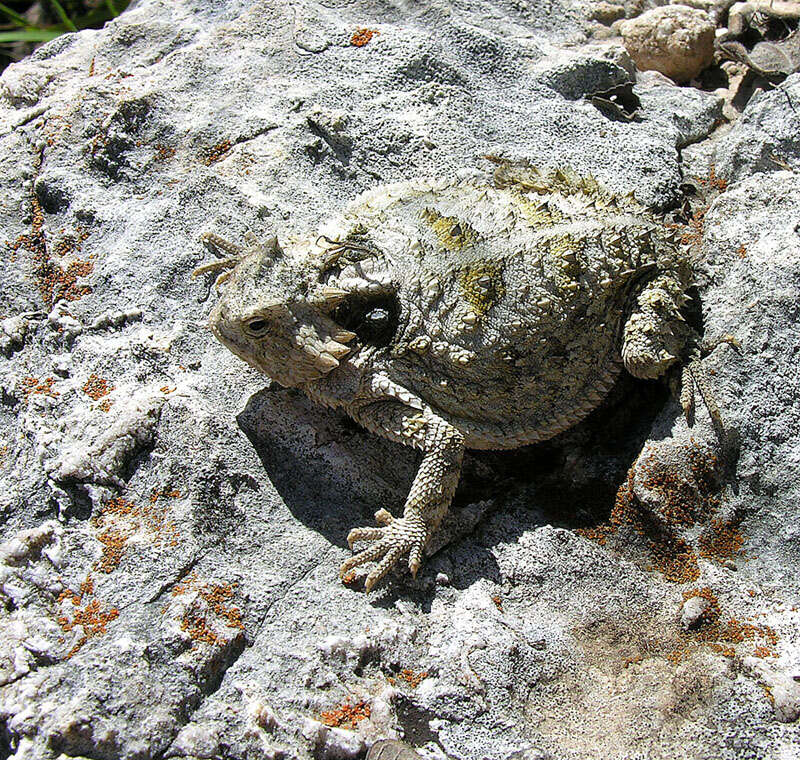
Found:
[235,374,682,599]
[236,384,504,594]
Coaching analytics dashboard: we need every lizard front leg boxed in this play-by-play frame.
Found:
[339,398,464,591]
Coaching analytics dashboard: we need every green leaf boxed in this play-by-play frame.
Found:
[69,1,132,30]
[104,0,119,16]
[0,1,38,28]
[0,28,64,42]
[46,0,78,32]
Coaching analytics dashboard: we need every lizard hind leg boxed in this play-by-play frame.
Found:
[620,275,742,435]
[621,274,690,381]
[678,334,741,434]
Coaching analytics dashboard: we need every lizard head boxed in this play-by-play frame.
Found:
[202,230,400,390]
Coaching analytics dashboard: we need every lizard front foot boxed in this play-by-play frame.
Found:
[340,509,427,591]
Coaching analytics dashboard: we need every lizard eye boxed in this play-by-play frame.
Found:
[244,317,270,337]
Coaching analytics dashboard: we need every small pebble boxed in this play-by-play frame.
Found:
[680,595,710,630]
[772,679,800,723]
[620,5,715,83]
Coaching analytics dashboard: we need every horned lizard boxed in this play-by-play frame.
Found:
[195,160,726,591]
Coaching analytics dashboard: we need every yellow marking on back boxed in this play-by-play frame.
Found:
[422,208,479,251]
[548,233,583,259]
[492,160,641,212]
[459,262,506,318]
[508,189,563,230]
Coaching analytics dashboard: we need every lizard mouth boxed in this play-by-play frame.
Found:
[209,300,355,387]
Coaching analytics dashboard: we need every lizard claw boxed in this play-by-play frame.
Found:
[340,512,427,591]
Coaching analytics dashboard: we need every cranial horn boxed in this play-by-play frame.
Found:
[238,231,283,259]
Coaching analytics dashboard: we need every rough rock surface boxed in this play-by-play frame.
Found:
[711,73,800,181]
[0,2,799,760]
[620,5,716,82]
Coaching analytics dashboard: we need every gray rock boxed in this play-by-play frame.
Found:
[0,1,799,760]
[532,49,633,100]
[635,70,724,147]
[712,73,800,181]
[717,1,800,79]
[584,1,627,24]
[771,679,800,723]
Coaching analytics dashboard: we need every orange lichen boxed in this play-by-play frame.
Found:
[698,518,745,562]
[146,489,181,546]
[491,595,504,612]
[92,498,134,572]
[753,644,778,659]
[696,164,728,193]
[641,446,721,527]
[92,493,180,572]
[83,374,115,400]
[181,607,221,646]
[319,700,371,730]
[57,574,119,658]
[666,167,726,251]
[151,488,181,503]
[610,465,702,583]
[574,524,613,545]
[171,573,244,647]
[155,144,175,161]
[201,140,232,165]
[95,526,129,573]
[98,399,114,412]
[341,570,358,586]
[580,442,739,584]
[351,28,380,46]
[668,205,706,248]
[675,587,781,661]
[21,376,60,401]
[8,197,93,305]
[53,227,90,258]
[397,669,428,688]
[97,496,136,519]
